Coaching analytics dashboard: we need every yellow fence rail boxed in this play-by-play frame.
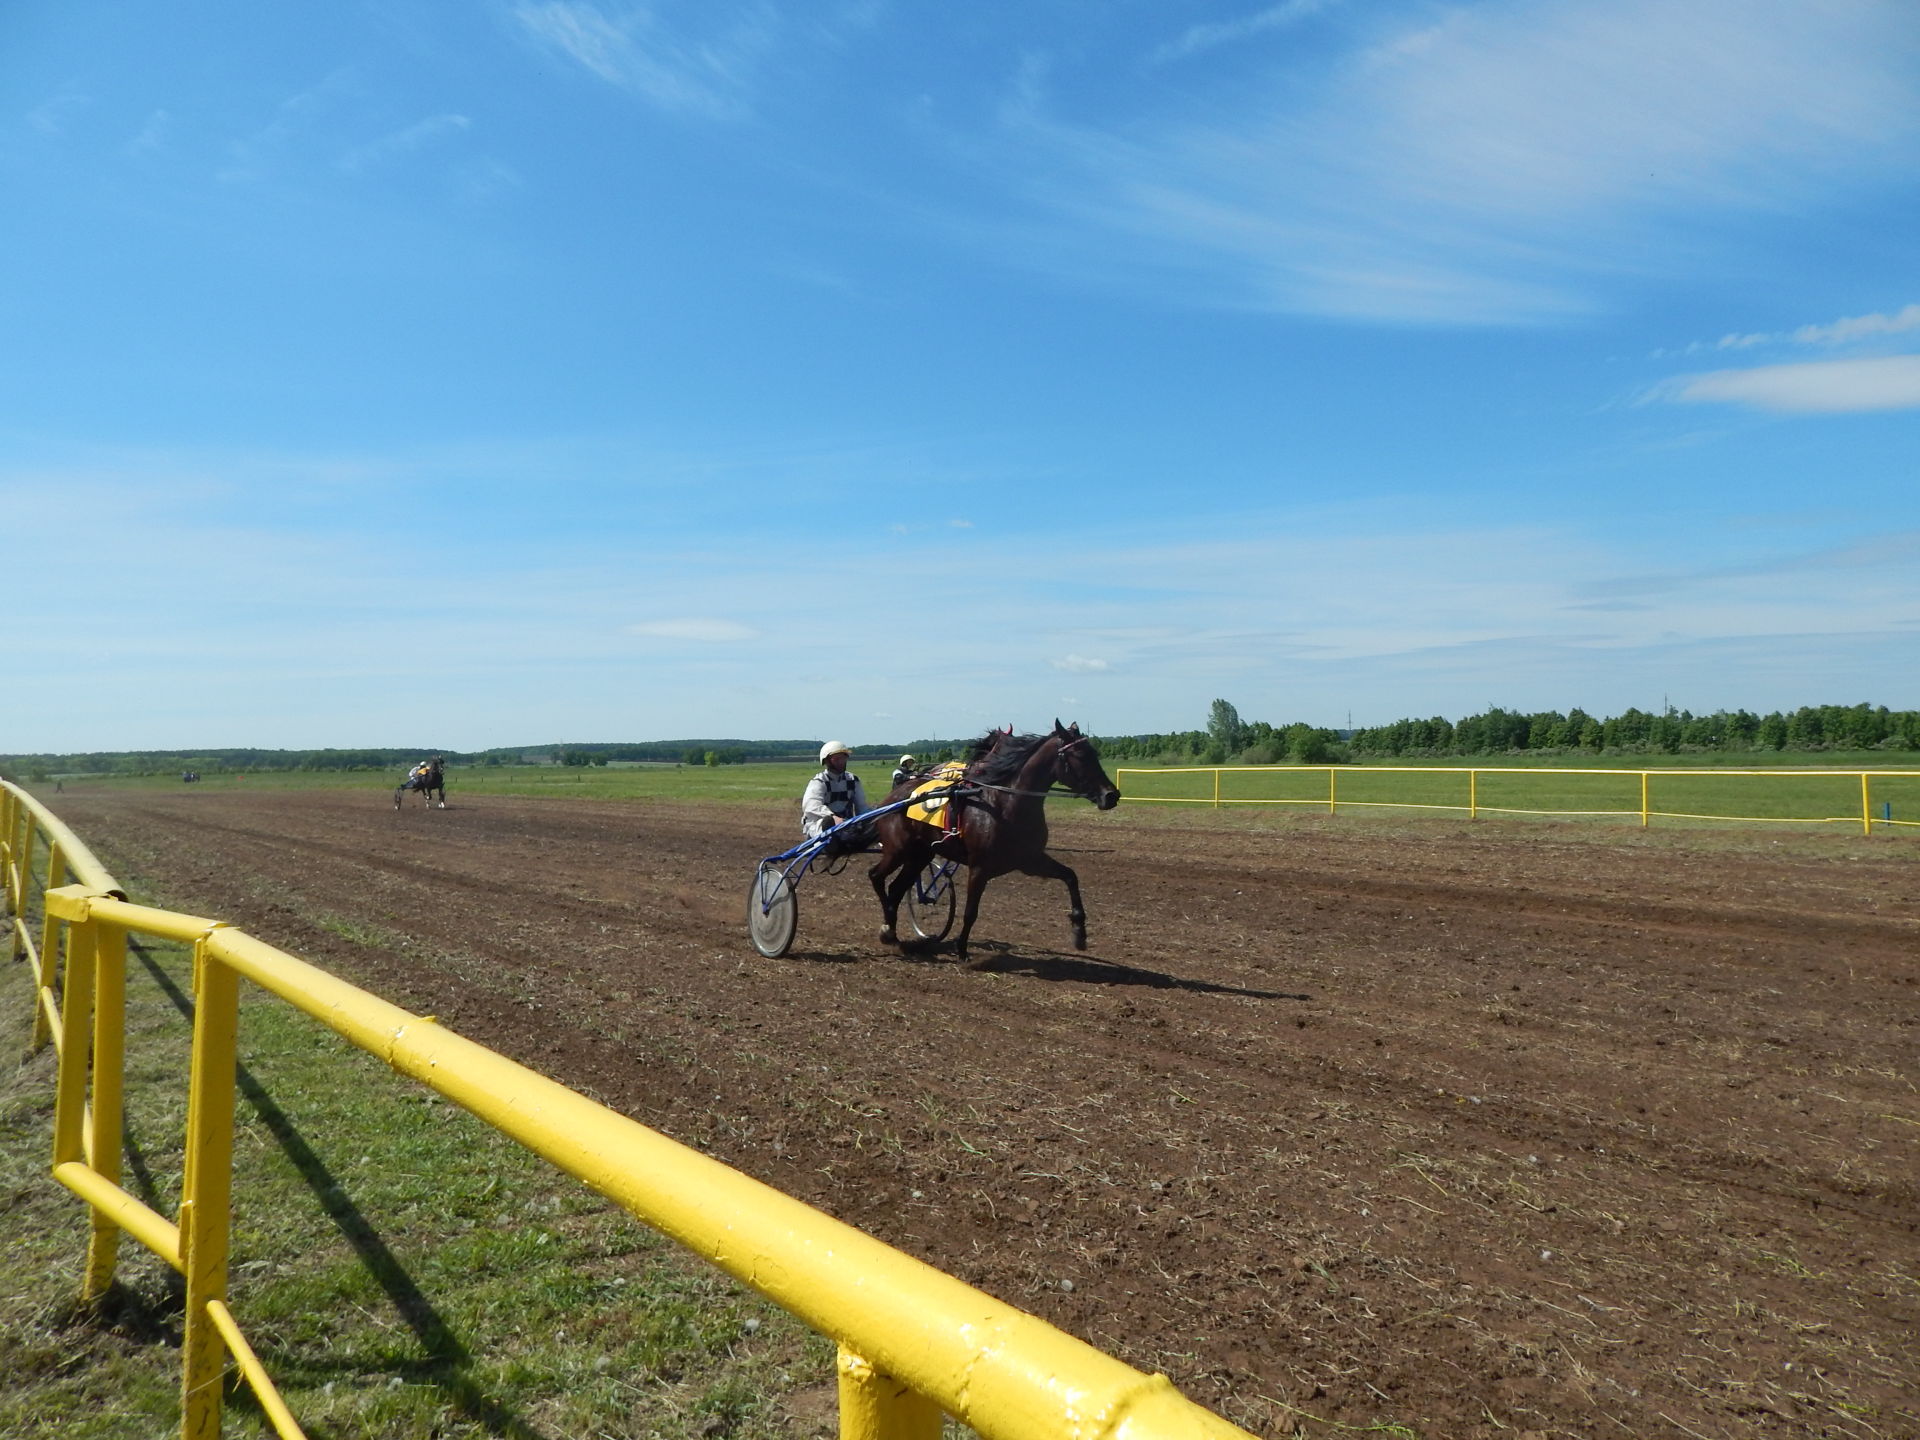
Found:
[3,780,1254,1440]
[1114,764,1920,836]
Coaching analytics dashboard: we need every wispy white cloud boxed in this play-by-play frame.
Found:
[218,70,360,184]
[128,109,171,155]
[4,443,1914,748]
[1794,304,1920,348]
[626,618,757,642]
[512,1,777,119]
[336,113,470,175]
[453,156,524,201]
[1152,0,1344,66]
[1651,356,1920,414]
[1670,302,1920,356]
[515,1,631,84]
[990,0,1920,323]
[26,92,89,136]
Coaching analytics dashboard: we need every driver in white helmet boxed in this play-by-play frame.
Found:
[801,740,870,842]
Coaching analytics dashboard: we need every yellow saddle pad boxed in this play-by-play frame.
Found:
[905,762,969,827]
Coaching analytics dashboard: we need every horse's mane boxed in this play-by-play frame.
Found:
[967,730,1047,786]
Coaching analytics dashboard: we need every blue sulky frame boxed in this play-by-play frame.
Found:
[747,793,961,958]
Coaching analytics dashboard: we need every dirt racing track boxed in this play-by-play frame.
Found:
[52,787,1920,1440]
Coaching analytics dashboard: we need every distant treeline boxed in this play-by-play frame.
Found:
[0,738,927,779]
[0,747,458,778]
[1094,701,1920,766]
[8,705,1915,782]
[1347,703,1920,757]
[1095,718,1344,766]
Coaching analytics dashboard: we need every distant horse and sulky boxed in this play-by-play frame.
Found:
[395,757,447,809]
[870,720,1120,966]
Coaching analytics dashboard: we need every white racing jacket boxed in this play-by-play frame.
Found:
[801,766,870,839]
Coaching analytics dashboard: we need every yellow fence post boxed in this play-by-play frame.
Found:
[1641,772,1650,828]
[51,914,97,1168]
[31,842,67,1050]
[17,796,30,912]
[86,921,129,1299]
[3,789,22,922]
[1328,768,1337,815]
[1861,772,1872,836]
[1469,770,1477,820]
[1,788,17,922]
[181,935,239,1440]
[837,1346,941,1440]
[22,801,41,911]
[1212,768,1220,809]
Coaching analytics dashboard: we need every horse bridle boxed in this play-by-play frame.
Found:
[962,735,1105,802]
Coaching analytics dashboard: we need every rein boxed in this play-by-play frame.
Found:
[963,739,1102,802]
[965,781,1096,800]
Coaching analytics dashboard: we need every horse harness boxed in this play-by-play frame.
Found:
[923,736,1101,824]
[964,735,1102,802]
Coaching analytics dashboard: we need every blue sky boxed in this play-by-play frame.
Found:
[4,0,1917,752]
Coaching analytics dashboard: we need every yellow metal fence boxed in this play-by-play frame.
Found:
[3,780,1254,1440]
[1115,764,1920,836]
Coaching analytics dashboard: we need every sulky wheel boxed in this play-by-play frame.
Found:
[905,860,956,942]
[747,862,798,958]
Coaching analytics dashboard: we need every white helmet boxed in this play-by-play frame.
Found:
[819,740,852,763]
[899,754,915,765]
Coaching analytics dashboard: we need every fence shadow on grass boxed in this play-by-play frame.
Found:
[130,938,554,1440]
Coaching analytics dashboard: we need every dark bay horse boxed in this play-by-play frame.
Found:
[869,720,1119,966]
[394,757,446,810]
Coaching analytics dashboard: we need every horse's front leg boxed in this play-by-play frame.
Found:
[956,870,995,968]
[870,855,908,945]
[1023,854,1088,950]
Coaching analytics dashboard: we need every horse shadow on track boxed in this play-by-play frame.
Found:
[781,947,865,966]
[904,940,1313,1001]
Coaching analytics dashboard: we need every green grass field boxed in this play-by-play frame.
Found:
[38,761,821,805]
[37,748,1920,822]
[1113,760,1920,831]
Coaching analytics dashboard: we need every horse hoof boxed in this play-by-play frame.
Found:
[1073,933,1088,951]
[879,930,899,947]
